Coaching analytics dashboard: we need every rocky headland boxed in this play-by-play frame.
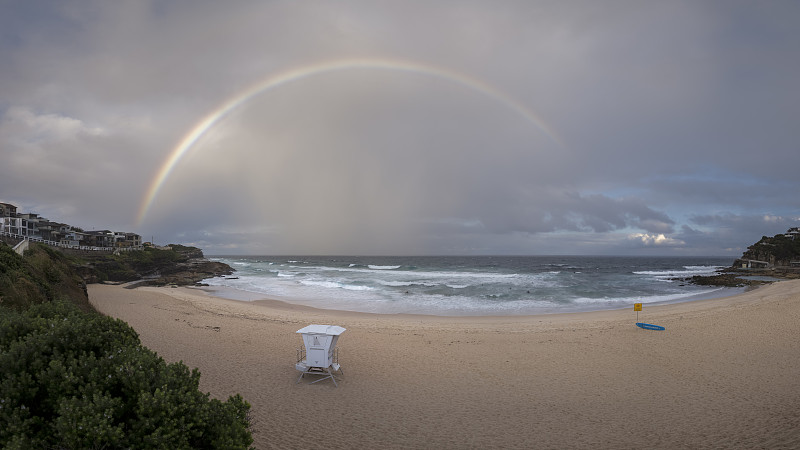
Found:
[68,244,233,287]
[682,228,800,287]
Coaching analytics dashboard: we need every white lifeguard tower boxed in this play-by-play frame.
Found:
[295,324,346,386]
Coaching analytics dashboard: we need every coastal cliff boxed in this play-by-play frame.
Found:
[687,228,800,287]
[732,230,800,270]
[1,241,233,293]
[73,244,233,286]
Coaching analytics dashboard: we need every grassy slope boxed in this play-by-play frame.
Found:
[0,242,91,312]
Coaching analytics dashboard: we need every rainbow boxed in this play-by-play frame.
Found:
[136,57,563,225]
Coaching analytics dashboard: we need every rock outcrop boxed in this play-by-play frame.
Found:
[73,244,233,287]
[144,258,234,286]
[732,230,800,270]
[686,228,800,287]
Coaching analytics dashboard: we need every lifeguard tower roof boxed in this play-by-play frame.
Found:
[296,324,346,335]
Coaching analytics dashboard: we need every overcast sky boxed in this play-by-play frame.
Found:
[1,1,798,256]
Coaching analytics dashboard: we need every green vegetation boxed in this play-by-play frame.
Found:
[0,243,254,448]
[748,234,800,263]
[0,242,90,311]
[76,244,210,283]
[0,302,253,449]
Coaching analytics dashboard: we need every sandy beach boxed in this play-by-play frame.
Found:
[89,281,800,449]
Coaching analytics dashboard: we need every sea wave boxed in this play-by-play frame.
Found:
[633,265,724,277]
[573,286,726,306]
[379,280,438,287]
[201,255,736,316]
[300,280,375,291]
[320,265,520,280]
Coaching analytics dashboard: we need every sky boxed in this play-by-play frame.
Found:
[1,0,798,256]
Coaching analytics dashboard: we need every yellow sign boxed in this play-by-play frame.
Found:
[634,303,642,311]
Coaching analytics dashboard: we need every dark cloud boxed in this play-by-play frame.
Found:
[1,0,798,255]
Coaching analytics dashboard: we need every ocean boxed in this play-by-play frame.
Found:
[200,255,738,316]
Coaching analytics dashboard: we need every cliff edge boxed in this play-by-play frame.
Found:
[68,244,233,286]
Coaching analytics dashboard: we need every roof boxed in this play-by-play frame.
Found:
[296,324,346,335]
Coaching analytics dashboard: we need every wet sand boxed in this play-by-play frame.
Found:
[89,281,800,449]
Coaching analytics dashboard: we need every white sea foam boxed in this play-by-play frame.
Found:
[379,281,438,287]
[322,265,519,282]
[572,286,726,306]
[201,256,735,316]
[633,265,724,278]
[300,280,374,291]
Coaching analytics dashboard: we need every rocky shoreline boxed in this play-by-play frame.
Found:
[134,257,234,287]
[678,267,800,288]
[71,244,234,287]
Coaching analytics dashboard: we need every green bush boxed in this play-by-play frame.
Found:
[0,301,253,449]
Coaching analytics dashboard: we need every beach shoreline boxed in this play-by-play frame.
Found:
[198,255,738,317]
[89,281,800,448]
[194,281,747,318]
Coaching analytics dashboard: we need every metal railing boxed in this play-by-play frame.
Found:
[296,347,340,365]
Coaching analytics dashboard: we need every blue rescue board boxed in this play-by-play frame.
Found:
[636,322,665,331]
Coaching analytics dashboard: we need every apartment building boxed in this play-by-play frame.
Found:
[0,202,142,249]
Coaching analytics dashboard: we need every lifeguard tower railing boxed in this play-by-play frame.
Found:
[296,346,339,368]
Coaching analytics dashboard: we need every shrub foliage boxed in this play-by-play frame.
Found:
[0,301,253,449]
[0,243,253,448]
